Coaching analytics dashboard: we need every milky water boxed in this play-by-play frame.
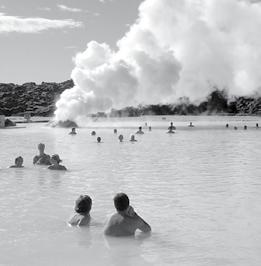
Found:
[0,116,261,266]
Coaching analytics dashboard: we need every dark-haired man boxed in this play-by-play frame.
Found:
[33,143,51,165]
[104,193,151,236]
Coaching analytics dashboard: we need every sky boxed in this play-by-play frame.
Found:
[0,0,143,83]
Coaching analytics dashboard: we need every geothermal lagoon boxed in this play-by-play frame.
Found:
[0,115,261,266]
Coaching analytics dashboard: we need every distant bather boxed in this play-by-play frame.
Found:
[33,143,51,165]
[118,134,124,142]
[69,127,77,135]
[136,126,144,134]
[48,154,67,171]
[10,156,24,168]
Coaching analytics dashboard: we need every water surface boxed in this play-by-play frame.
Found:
[0,116,261,266]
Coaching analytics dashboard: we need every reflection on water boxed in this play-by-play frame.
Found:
[0,116,261,266]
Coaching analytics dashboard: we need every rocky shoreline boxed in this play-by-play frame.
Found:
[0,80,261,117]
[0,80,73,117]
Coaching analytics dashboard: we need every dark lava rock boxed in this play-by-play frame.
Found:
[5,119,16,127]
[0,80,74,117]
[51,120,78,128]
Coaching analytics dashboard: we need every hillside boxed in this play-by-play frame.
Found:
[0,80,73,116]
[0,81,261,117]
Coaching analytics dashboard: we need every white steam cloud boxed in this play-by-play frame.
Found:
[55,0,261,122]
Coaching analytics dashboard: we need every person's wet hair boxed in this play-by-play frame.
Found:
[51,154,62,163]
[15,156,23,165]
[38,143,45,149]
[75,195,92,214]
[114,193,129,212]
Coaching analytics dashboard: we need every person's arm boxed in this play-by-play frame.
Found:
[126,206,151,233]
[136,214,151,233]
[33,156,38,164]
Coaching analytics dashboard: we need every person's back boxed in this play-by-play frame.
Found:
[104,193,151,237]
[68,195,92,226]
[33,143,51,165]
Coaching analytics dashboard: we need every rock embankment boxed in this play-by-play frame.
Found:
[0,80,73,116]
[0,81,261,117]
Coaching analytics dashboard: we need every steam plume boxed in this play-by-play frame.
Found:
[55,0,261,122]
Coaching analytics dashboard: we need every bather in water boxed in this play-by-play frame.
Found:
[167,128,175,134]
[10,156,24,168]
[97,137,102,143]
[188,122,194,127]
[114,129,117,134]
[136,126,144,134]
[33,143,51,165]
[69,128,77,135]
[91,131,96,136]
[68,195,92,226]
[118,134,124,142]
[104,193,151,237]
[168,122,176,131]
[48,154,67,171]
[130,134,137,142]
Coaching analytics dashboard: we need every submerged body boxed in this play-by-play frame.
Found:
[48,154,67,171]
[104,209,151,236]
[68,213,91,226]
[33,143,51,165]
[104,193,151,237]
[10,156,24,168]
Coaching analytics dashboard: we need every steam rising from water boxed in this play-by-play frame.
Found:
[55,0,261,122]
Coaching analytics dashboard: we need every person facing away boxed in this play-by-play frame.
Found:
[104,193,151,237]
[10,156,24,168]
[136,126,144,134]
[118,134,124,142]
[33,143,51,165]
[69,127,77,135]
[68,195,92,226]
[130,134,137,142]
[97,136,102,143]
[168,122,176,131]
[48,154,67,170]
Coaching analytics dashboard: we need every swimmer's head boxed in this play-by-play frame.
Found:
[114,193,129,212]
[118,134,123,142]
[38,143,45,152]
[130,134,136,141]
[170,122,173,126]
[75,195,92,214]
[51,154,62,164]
[139,126,142,130]
[15,156,23,167]
[72,128,76,132]
[91,131,96,136]
[114,129,117,134]
[97,137,101,143]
